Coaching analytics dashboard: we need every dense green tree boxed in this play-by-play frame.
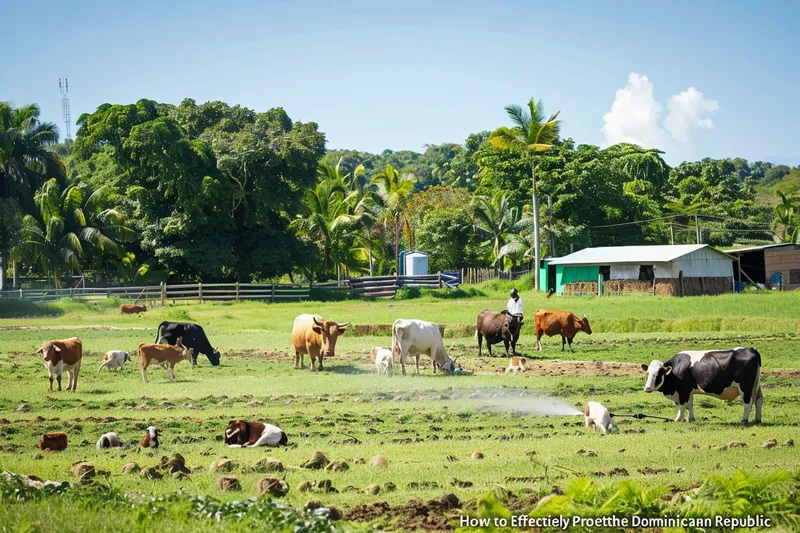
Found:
[471,192,517,262]
[372,164,416,270]
[771,191,798,243]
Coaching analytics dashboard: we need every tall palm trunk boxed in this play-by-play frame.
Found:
[531,161,540,292]
[394,211,400,275]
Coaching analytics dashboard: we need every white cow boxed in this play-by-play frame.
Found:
[370,346,394,375]
[391,319,457,375]
[584,401,619,434]
[98,350,131,372]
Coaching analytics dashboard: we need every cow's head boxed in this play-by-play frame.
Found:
[207,347,221,366]
[641,360,672,393]
[439,355,458,373]
[36,342,61,362]
[499,316,513,341]
[370,346,381,360]
[312,317,351,358]
[146,426,162,438]
[579,315,592,335]
[123,352,131,363]
[224,420,249,445]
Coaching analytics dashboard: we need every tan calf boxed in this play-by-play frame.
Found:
[37,337,82,392]
[138,340,189,382]
[120,303,147,315]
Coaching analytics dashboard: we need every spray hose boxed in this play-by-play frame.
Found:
[609,412,673,421]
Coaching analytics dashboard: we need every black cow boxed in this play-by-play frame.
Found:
[476,310,521,357]
[641,347,763,424]
[155,321,221,366]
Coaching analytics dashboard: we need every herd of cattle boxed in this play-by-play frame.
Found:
[29,305,766,454]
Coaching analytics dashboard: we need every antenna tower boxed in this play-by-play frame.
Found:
[59,77,72,140]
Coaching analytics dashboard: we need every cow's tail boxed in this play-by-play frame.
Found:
[391,323,399,354]
[155,321,168,343]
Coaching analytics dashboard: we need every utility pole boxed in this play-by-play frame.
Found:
[695,215,701,244]
[669,225,675,245]
[395,211,400,276]
[547,195,555,257]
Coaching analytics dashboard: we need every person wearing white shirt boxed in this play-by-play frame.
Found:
[506,288,523,319]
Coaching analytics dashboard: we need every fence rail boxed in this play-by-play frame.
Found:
[461,268,532,285]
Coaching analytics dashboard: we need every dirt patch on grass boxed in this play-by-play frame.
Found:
[462,357,642,378]
[344,494,460,531]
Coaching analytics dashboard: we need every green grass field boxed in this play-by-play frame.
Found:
[1,288,799,532]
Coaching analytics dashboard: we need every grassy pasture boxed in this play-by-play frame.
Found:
[1,289,799,531]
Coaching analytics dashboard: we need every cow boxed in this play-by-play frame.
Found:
[546,288,555,299]
[476,309,521,357]
[39,432,68,452]
[155,321,221,366]
[391,319,457,375]
[120,303,147,315]
[96,432,122,449]
[505,356,526,373]
[584,402,618,434]
[141,426,161,448]
[224,420,288,447]
[98,350,130,372]
[37,337,82,392]
[138,341,189,382]
[371,346,394,376]
[291,314,351,371]
[534,310,592,352]
[642,347,764,424]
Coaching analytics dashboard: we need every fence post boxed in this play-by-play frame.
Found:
[20,288,23,299]
[160,282,166,307]
[235,281,240,301]
[438,271,442,289]
[271,284,275,303]
[198,282,203,303]
[107,287,111,298]
[678,271,684,297]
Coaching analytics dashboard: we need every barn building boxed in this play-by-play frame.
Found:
[725,243,800,290]
[542,244,734,296]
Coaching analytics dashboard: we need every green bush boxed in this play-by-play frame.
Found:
[395,286,421,300]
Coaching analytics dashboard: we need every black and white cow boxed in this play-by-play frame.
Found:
[155,321,221,366]
[641,347,763,424]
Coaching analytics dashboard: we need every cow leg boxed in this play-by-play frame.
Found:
[56,372,63,391]
[755,387,764,424]
[674,403,686,422]
[294,350,301,370]
[477,332,483,357]
[71,368,79,391]
[567,337,574,352]
[191,349,198,367]
[141,360,149,383]
[561,336,566,352]
[168,364,175,381]
[536,331,543,351]
[48,372,54,392]
[318,355,324,371]
[687,394,695,423]
[415,354,420,374]
[487,342,493,357]
[503,339,510,357]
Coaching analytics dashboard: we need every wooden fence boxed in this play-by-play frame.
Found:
[462,268,533,285]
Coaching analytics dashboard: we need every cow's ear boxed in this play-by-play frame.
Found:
[337,327,348,334]
[663,365,673,375]
[641,364,649,372]
[312,326,323,334]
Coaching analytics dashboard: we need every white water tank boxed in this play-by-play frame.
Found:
[404,251,429,276]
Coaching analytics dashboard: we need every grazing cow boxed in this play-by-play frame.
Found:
[584,402,618,434]
[96,432,122,449]
[224,420,288,447]
[291,314,351,371]
[141,426,161,448]
[642,347,764,424]
[505,356,526,373]
[546,288,555,299]
[371,346,394,375]
[138,341,189,382]
[37,337,82,392]
[39,432,68,452]
[391,319,457,375]
[155,321,221,366]
[98,350,130,372]
[120,303,147,315]
[476,310,521,357]
[534,310,592,352]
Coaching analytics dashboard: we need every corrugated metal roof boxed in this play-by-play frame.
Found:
[548,245,729,265]
[723,243,796,254]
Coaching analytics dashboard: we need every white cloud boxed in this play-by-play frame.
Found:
[664,88,720,142]
[601,74,720,148]
[601,73,664,148]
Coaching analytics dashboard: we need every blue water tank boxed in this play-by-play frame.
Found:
[404,251,428,276]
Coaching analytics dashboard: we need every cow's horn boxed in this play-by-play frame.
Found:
[313,316,324,327]
[227,427,240,438]
[337,321,352,327]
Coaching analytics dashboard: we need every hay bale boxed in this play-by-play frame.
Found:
[471,451,484,460]
[325,459,349,471]
[762,439,778,449]
[160,453,190,474]
[215,475,240,492]
[783,439,794,447]
[71,462,95,483]
[300,451,330,469]
[369,455,388,468]
[139,466,162,480]
[253,457,284,473]
[121,462,140,474]
[209,458,236,473]
[727,441,747,448]
[257,476,289,497]
[363,483,380,495]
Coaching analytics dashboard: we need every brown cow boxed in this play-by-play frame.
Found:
[476,309,521,357]
[120,303,147,315]
[138,340,189,382]
[534,309,592,352]
[141,426,161,448]
[37,337,82,392]
[291,314,351,371]
[224,420,288,447]
[39,432,68,452]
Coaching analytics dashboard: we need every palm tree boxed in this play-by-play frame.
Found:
[371,164,416,273]
[488,98,560,291]
[471,192,517,263]
[772,191,798,243]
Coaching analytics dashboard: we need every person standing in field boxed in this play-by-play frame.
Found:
[506,288,523,322]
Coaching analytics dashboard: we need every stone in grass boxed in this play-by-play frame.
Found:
[315,479,338,494]
[139,466,163,480]
[253,457,284,473]
[301,451,330,470]
[121,462,140,474]
[384,481,397,492]
[160,453,191,474]
[215,475,241,492]
[363,483,380,495]
[727,441,747,448]
[209,458,237,473]
[257,477,289,497]
[353,456,366,465]
[471,451,484,460]
[71,462,95,483]
[298,480,313,492]
[325,459,349,471]
[762,439,778,449]
[370,455,388,468]
[783,439,795,447]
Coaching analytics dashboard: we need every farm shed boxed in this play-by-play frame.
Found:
[545,244,734,296]
[725,243,800,290]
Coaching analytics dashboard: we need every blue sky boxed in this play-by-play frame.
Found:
[2,0,798,165]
